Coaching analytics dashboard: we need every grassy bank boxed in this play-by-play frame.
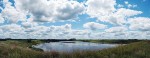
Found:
[0,40,150,58]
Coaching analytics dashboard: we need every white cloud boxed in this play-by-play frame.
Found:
[122,31,150,39]
[22,22,37,28]
[124,1,129,5]
[0,23,76,39]
[105,26,128,33]
[92,31,150,39]
[128,17,150,31]
[0,23,150,39]
[85,0,116,18]
[0,24,24,32]
[116,8,142,17]
[127,4,137,8]
[100,13,126,25]
[69,30,90,39]
[85,0,142,25]
[0,0,150,39]
[25,25,49,32]
[117,4,124,8]
[99,8,142,25]
[1,0,26,23]
[85,31,150,39]
[124,1,137,8]
[14,0,85,22]
[23,24,72,39]
[86,0,116,17]
[0,14,4,23]
[83,22,107,30]
[22,22,32,28]
[21,24,91,39]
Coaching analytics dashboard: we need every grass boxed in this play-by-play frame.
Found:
[0,40,43,58]
[0,40,150,58]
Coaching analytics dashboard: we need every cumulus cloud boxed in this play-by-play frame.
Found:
[117,4,124,8]
[0,23,150,39]
[128,4,137,8]
[83,22,107,30]
[50,24,72,32]
[21,24,90,39]
[1,0,26,23]
[0,0,87,39]
[100,8,142,25]
[0,14,4,23]
[0,23,89,39]
[14,0,85,22]
[124,1,137,8]
[0,0,149,39]
[85,0,116,18]
[128,17,150,31]
[69,30,90,39]
[116,8,142,17]
[105,26,128,33]
[85,0,142,25]
[21,21,38,28]
[22,22,33,28]
[0,24,24,33]
[124,1,129,5]
[23,24,72,39]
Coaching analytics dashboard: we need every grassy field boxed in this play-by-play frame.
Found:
[0,40,150,58]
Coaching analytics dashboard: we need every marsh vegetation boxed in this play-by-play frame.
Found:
[0,40,149,58]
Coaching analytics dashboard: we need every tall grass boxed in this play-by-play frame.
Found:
[0,40,150,58]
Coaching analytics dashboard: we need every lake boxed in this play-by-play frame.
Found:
[33,41,119,52]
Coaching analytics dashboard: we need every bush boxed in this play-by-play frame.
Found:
[31,40,42,45]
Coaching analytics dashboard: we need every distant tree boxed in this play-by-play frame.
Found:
[5,38,11,40]
[69,38,76,41]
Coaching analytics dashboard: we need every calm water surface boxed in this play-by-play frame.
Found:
[33,41,119,52]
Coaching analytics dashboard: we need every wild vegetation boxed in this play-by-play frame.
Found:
[0,40,150,58]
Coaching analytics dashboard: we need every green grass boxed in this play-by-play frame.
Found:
[0,40,150,58]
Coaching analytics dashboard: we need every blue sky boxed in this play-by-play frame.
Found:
[0,0,150,39]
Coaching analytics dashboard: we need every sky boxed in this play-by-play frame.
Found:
[0,0,150,39]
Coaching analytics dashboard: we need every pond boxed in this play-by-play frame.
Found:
[33,41,120,52]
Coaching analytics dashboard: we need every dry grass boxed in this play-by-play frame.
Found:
[0,40,150,58]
